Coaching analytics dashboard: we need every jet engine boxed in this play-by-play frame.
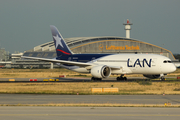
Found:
[143,74,160,79]
[91,65,111,78]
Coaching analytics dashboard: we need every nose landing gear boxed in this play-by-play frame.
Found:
[160,74,166,81]
[161,77,165,81]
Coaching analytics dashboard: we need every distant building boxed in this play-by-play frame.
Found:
[0,48,11,68]
[0,48,6,61]
[15,36,176,69]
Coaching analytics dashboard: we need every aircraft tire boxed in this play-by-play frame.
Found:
[117,77,127,81]
[116,77,120,81]
[161,77,165,81]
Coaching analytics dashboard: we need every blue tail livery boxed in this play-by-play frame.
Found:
[50,25,72,56]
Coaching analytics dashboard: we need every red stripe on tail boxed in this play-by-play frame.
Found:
[56,49,71,55]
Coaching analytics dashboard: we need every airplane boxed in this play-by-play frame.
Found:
[21,25,177,81]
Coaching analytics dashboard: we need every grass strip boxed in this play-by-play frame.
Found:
[1,82,180,95]
[0,68,179,78]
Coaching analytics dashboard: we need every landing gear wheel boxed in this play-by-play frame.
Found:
[116,77,120,81]
[116,75,127,81]
[161,77,165,81]
[160,74,166,81]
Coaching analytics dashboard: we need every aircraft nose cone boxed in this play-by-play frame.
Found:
[170,64,176,72]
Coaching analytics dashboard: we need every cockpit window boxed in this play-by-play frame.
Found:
[163,61,167,63]
[168,61,172,63]
[163,60,172,63]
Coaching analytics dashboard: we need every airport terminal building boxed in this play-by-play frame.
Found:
[12,36,176,68]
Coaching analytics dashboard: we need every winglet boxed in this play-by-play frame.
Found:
[50,25,72,56]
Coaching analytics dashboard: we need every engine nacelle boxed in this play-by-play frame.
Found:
[91,65,111,78]
[143,74,160,79]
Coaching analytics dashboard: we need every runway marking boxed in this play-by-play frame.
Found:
[9,79,15,81]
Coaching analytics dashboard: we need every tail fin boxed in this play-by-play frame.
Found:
[50,25,72,56]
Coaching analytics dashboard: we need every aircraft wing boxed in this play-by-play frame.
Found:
[21,56,93,67]
[21,56,123,70]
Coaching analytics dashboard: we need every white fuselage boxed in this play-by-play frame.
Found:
[71,54,176,75]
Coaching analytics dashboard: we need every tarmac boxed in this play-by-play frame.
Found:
[0,89,180,120]
[0,94,180,105]
[0,107,180,120]
[0,76,179,82]
[0,77,180,120]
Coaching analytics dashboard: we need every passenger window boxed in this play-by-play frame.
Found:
[68,57,71,61]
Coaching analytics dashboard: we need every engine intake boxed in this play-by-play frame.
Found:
[91,65,111,78]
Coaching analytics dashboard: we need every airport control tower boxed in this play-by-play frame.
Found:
[123,19,133,38]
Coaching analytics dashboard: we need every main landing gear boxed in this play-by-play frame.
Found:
[116,74,127,81]
[91,77,102,81]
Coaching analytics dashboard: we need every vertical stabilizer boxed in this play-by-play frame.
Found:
[50,25,72,56]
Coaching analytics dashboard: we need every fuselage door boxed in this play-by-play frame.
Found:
[152,58,157,67]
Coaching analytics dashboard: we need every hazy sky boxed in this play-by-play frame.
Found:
[0,0,180,54]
